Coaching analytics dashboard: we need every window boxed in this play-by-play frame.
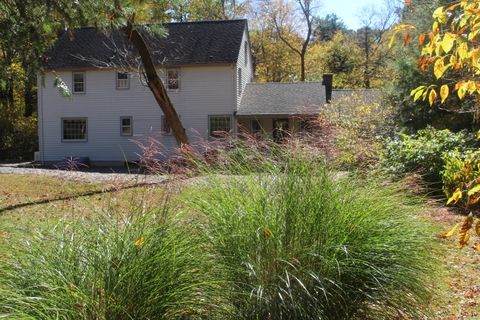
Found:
[116,72,129,89]
[272,118,289,142]
[62,118,87,141]
[238,68,242,96]
[161,115,171,134]
[120,116,132,136]
[209,115,232,138]
[167,69,180,90]
[300,118,314,132]
[72,72,85,94]
[251,119,262,134]
[244,41,248,66]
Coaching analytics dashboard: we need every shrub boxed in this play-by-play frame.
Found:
[321,91,396,169]
[0,202,230,319]
[0,113,37,161]
[184,153,440,319]
[382,126,472,183]
[441,150,480,209]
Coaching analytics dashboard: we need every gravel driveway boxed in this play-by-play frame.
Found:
[0,163,166,184]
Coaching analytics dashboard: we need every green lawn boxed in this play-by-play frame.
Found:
[0,174,479,319]
[0,174,167,256]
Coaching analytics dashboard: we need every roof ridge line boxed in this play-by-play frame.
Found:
[247,81,325,85]
[70,19,247,30]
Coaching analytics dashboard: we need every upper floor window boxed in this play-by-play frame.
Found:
[120,116,133,136]
[238,68,242,96]
[116,72,129,89]
[167,69,180,91]
[209,115,232,138]
[62,118,87,141]
[72,72,85,94]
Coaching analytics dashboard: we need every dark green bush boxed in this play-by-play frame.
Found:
[0,113,37,161]
[382,126,473,183]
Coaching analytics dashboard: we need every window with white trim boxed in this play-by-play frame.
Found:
[238,68,242,96]
[62,118,87,141]
[72,72,85,94]
[120,116,133,136]
[116,72,129,89]
[209,115,232,137]
[167,69,180,90]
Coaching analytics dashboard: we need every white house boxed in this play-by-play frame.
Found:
[38,19,345,166]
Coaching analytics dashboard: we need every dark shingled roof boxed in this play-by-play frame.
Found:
[238,82,327,116]
[238,83,380,116]
[44,19,247,69]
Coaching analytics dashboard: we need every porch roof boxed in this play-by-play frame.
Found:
[237,82,326,116]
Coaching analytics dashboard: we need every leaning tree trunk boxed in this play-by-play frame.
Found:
[124,22,189,146]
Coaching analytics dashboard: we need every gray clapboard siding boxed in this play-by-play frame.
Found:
[39,64,235,163]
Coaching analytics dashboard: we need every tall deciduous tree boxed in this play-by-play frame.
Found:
[385,0,470,131]
[401,0,480,247]
[409,1,480,111]
[355,1,400,88]
[261,0,316,81]
[249,7,300,82]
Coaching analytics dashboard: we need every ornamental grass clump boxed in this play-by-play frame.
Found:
[184,154,440,319]
[0,199,230,319]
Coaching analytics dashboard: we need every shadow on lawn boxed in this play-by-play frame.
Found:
[0,181,161,215]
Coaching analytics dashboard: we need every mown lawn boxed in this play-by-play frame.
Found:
[0,173,479,319]
[0,174,167,257]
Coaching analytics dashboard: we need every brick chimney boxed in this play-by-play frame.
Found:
[322,73,333,103]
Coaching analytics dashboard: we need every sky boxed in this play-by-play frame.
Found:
[320,0,389,30]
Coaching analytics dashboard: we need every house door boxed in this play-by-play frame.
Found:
[272,118,289,142]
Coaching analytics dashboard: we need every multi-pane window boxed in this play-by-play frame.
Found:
[251,119,262,134]
[209,115,232,137]
[62,118,87,141]
[116,72,129,89]
[161,115,171,134]
[167,69,180,90]
[72,72,85,93]
[120,116,132,136]
[238,68,242,96]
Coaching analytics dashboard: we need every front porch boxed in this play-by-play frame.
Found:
[237,115,312,141]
